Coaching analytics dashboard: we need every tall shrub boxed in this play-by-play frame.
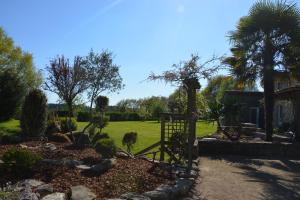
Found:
[0,68,25,121]
[21,89,47,137]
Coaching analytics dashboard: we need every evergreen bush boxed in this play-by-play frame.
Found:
[21,89,47,137]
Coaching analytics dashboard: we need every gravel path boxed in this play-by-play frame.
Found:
[187,156,300,200]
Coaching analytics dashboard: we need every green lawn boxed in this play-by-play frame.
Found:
[0,119,21,135]
[0,120,216,153]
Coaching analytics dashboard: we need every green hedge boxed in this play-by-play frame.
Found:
[77,112,91,122]
[107,112,141,121]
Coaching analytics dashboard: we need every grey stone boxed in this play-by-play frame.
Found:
[143,190,169,200]
[71,185,96,200]
[41,159,83,167]
[17,179,45,188]
[76,164,91,170]
[90,158,116,174]
[41,159,62,165]
[0,159,4,164]
[41,193,66,200]
[155,185,173,198]
[121,192,151,200]
[62,159,83,167]
[36,184,54,197]
[116,151,130,158]
[43,143,57,151]
[19,185,39,200]
[172,178,195,196]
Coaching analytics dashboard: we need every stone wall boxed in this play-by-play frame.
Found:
[198,139,300,158]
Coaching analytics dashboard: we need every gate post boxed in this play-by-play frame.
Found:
[160,114,165,161]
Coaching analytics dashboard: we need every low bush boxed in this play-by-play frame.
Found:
[55,110,69,117]
[0,135,22,144]
[46,119,61,135]
[122,132,138,153]
[0,191,19,200]
[77,112,91,122]
[92,132,109,144]
[60,118,77,133]
[95,138,117,158]
[108,112,141,121]
[1,148,42,177]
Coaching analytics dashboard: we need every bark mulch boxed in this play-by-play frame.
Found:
[0,141,173,200]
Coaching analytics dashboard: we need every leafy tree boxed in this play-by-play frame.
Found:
[116,99,140,112]
[168,88,208,117]
[122,132,138,154]
[139,96,168,119]
[83,96,109,134]
[83,50,123,114]
[226,0,300,141]
[0,27,42,90]
[21,89,47,137]
[0,68,25,121]
[44,55,88,117]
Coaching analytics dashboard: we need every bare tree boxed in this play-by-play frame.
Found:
[44,55,88,117]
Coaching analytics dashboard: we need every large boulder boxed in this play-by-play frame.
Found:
[48,133,71,143]
[42,143,57,151]
[18,185,39,200]
[71,185,96,200]
[36,184,54,197]
[90,158,116,174]
[75,133,90,148]
[120,192,151,200]
[41,193,66,200]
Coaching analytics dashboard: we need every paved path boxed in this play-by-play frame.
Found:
[187,156,300,200]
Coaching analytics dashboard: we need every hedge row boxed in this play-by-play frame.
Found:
[52,111,156,122]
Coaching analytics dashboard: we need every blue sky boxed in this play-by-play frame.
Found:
[1,0,291,105]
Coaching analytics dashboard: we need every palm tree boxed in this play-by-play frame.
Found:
[225,0,300,141]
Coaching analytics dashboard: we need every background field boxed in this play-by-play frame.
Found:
[0,120,216,153]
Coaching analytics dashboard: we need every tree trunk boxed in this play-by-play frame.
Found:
[67,101,74,118]
[263,37,274,142]
[186,81,198,172]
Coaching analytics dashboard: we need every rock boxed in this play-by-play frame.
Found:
[19,185,39,200]
[143,190,169,200]
[41,193,66,200]
[36,184,54,197]
[0,159,4,164]
[71,185,96,200]
[17,179,45,188]
[48,133,71,143]
[43,143,57,151]
[76,164,91,170]
[41,159,61,165]
[155,185,174,199]
[172,178,195,196]
[19,144,29,149]
[62,159,83,167]
[116,151,130,158]
[121,192,151,200]
[90,158,116,174]
[41,159,83,167]
[178,170,198,179]
[75,133,90,148]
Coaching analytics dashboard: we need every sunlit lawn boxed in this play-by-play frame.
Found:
[0,120,216,153]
